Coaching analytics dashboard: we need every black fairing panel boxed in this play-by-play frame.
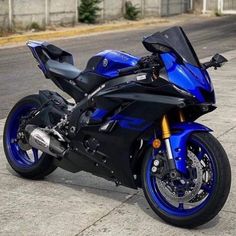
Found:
[42,42,75,65]
[54,73,198,188]
[52,77,84,102]
[66,96,185,188]
[84,55,104,72]
[75,72,107,93]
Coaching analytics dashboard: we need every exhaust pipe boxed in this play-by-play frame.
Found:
[25,125,66,157]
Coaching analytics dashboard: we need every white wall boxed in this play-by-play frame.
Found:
[0,0,191,30]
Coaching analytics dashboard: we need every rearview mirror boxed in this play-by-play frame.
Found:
[203,54,228,70]
[212,53,228,65]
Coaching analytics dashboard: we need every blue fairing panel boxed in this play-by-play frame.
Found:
[94,50,140,78]
[27,41,47,74]
[160,53,214,103]
[169,122,212,173]
[91,108,108,121]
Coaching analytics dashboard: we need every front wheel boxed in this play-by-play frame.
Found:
[141,132,231,228]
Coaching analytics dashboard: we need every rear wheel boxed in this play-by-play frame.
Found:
[3,95,57,179]
[141,132,231,228]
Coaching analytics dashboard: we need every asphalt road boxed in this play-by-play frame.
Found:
[0,15,236,119]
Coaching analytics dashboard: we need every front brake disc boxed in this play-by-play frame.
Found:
[156,150,203,203]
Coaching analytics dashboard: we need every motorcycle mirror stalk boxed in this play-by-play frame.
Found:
[202,53,228,70]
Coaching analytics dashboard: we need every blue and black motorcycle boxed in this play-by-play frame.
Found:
[3,27,231,227]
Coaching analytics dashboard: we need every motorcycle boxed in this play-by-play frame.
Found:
[3,26,231,228]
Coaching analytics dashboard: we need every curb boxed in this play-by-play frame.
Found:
[0,19,168,47]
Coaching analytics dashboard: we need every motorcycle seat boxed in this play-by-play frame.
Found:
[43,44,64,59]
[45,59,81,80]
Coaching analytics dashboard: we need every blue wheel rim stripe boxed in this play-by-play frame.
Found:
[5,103,41,169]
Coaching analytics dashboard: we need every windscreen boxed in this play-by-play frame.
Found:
[143,26,201,67]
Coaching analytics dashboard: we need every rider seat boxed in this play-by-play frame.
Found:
[46,59,81,80]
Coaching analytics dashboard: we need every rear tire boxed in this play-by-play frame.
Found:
[3,95,57,179]
[141,132,231,228]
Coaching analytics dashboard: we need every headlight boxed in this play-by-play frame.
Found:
[172,85,193,97]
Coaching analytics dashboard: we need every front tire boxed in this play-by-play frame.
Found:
[3,95,57,179]
[141,132,231,228]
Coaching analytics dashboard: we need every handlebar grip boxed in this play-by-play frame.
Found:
[118,65,140,76]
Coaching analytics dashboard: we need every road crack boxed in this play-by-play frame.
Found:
[217,125,236,139]
[74,192,138,236]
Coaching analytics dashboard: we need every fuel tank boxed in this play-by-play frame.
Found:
[84,50,140,79]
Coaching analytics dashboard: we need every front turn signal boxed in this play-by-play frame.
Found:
[152,139,161,149]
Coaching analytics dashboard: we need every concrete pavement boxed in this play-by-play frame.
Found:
[0,49,236,235]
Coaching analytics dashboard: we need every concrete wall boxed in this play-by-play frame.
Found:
[193,0,203,14]
[161,0,190,16]
[95,0,188,20]
[0,0,77,30]
[0,0,191,31]
[0,0,9,31]
[193,0,218,13]
[144,0,161,16]
[12,0,46,29]
[49,0,77,25]
[224,0,236,10]
[102,0,124,19]
[205,0,218,11]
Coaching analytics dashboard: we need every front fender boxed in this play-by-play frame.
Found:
[169,122,212,173]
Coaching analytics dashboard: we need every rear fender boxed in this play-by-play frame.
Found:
[169,122,212,173]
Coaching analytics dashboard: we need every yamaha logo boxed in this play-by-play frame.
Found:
[103,58,108,67]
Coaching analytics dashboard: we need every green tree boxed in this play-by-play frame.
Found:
[124,1,140,21]
[79,0,102,24]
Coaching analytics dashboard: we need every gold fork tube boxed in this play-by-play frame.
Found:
[161,115,171,139]
[179,110,185,122]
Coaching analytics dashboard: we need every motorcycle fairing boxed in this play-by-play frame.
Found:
[70,102,169,188]
[160,52,215,103]
[27,41,75,77]
[142,26,215,104]
[169,122,212,173]
[62,93,189,188]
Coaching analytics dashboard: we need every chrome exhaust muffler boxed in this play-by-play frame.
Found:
[25,125,66,157]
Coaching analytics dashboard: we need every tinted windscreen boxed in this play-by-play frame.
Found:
[143,26,201,67]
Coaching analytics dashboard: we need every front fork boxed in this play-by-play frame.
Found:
[155,111,212,174]
[160,111,185,175]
